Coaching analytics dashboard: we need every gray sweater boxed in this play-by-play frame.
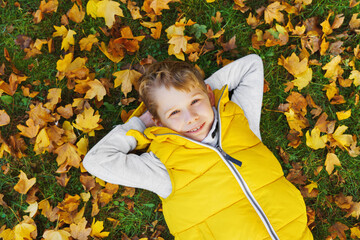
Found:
[83,54,264,199]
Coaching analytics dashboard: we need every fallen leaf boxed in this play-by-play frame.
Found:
[24,202,38,218]
[306,127,327,150]
[67,3,85,23]
[73,107,103,136]
[96,0,124,28]
[0,110,10,126]
[91,219,110,238]
[325,153,341,174]
[264,1,286,24]
[328,222,348,240]
[43,229,71,240]
[113,69,142,97]
[336,110,351,120]
[14,222,37,240]
[14,170,36,195]
[127,0,142,19]
[34,128,50,154]
[70,217,91,240]
[79,34,99,51]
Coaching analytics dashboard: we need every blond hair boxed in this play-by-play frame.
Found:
[138,61,207,119]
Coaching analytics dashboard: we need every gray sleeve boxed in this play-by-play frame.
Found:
[205,54,264,140]
[82,117,172,199]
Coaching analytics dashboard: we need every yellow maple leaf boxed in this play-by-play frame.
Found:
[79,34,99,51]
[0,109,10,126]
[24,202,39,218]
[67,3,85,23]
[292,67,312,90]
[304,180,318,193]
[56,53,73,73]
[322,55,343,80]
[320,12,333,36]
[91,219,110,238]
[84,79,106,101]
[55,143,81,168]
[34,128,50,154]
[113,69,142,97]
[70,217,91,240]
[96,0,124,28]
[150,0,172,15]
[86,0,99,18]
[280,53,308,76]
[73,107,102,136]
[320,38,329,55]
[14,222,36,240]
[43,229,71,240]
[127,0,142,19]
[17,119,41,139]
[349,69,360,86]
[62,29,76,51]
[336,109,351,120]
[76,137,88,156]
[332,125,353,149]
[44,88,62,111]
[284,108,309,132]
[306,127,327,150]
[53,25,68,38]
[0,228,15,240]
[325,153,341,174]
[322,81,338,101]
[140,21,162,39]
[14,170,36,195]
[168,35,188,54]
[264,1,286,24]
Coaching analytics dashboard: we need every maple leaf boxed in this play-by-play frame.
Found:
[91,219,110,238]
[322,55,343,80]
[349,13,360,29]
[67,3,85,23]
[95,0,124,28]
[70,217,91,240]
[233,0,249,13]
[13,222,37,240]
[79,34,99,51]
[325,153,341,175]
[328,222,348,240]
[351,226,360,238]
[0,110,10,126]
[73,107,103,136]
[113,69,142,97]
[292,67,312,90]
[140,21,162,39]
[127,0,142,19]
[62,29,76,51]
[57,104,74,119]
[39,0,58,13]
[53,25,68,38]
[84,79,106,101]
[149,0,172,15]
[330,125,353,149]
[211,11,223,24]
[24,202,38,218]
[13,170,36,195]
[76,137,88,156]
[44,88,62,111]
[34,128,50,154]
[98,42,124,63]
[38,199,59,222]
[320,12,333,36]
[43,229,71,240]
[264,1,286,24]
[55,143,81,171]
[305,127,327,150]
[279,53,308,76]
[0,73,28,96]
[336,109,351,121]
[349,69,360,86]
[304,180,318,193]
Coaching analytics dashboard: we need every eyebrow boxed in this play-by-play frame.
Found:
[164,92,204,116]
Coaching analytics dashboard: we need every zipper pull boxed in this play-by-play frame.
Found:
[216,145,242,167]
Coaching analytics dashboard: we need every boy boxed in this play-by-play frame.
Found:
[83,55,313,239]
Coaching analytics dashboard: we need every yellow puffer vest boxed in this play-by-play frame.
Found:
[128,86,313,240]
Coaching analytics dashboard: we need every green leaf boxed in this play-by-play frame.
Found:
[190,24,207,39]
[1,95,13,105]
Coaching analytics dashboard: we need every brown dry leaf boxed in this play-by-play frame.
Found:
[350,13,360,30]
[329,41,344,55]
[56,173,71,187]
[328,222,349,240]
[325,153,341,175]
[251,29,264,49]
[39,0,59,14]
[263,24,289,47]
[67,3,85,23]
[0,110,10,126]
[121,109,135,122]
[70,217,91,240]
[222,36,237,52]
[13,170,36,195]
[44,88,62,111]
[80,174,96,191]
[246,13,262,29]
[350,0,360,7]
[233,0,249,13]
[0,193,8,207]
[211,11,223,24]
[329,125,353,149]
[122,187,135,197]
[79,34,99,51]
[57,104,74,119]
[314,112,329,132]
[332,14,345,29]
[140,21,162,39]
[17,119,40,139]
[264,1,286,25]
[113,69,142,97]
[39,199,59,222]
[286,162,307,185]
[28,102,56,128]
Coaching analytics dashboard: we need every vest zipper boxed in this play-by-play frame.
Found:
[216,145,242,167]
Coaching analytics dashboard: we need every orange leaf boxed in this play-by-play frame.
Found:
[67,3,85,23]
[328,222,348,240]
[127,1,142,19]
[84,79,107,101]
[149,0,172,15]
[113,69,142,97]
[73,107,103,136]
[44,88,62,111]
[325,153,341,175]
[264,1,286,24]
[14,170,36,195]
[96,0,124,28]
[55,143,81,169]
[70,217,91,240]
[17,119,40,138]
[0,110,10,126]
[79,34,99,51]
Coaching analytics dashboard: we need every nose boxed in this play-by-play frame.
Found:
[185,109,199,124]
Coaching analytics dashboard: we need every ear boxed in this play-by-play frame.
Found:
[206,84,215,106]
[153,117,163,127]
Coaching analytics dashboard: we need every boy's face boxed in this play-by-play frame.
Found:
[153,84,215,142]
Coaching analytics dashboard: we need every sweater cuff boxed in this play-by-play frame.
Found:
[124,117,147,133]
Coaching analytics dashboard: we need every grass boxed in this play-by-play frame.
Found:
[1,0,360,239]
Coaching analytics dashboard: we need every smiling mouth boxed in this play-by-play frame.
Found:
[186,122,205,133]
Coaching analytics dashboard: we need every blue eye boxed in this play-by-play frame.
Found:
[170,110,179,116]
[191,99,199,104]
